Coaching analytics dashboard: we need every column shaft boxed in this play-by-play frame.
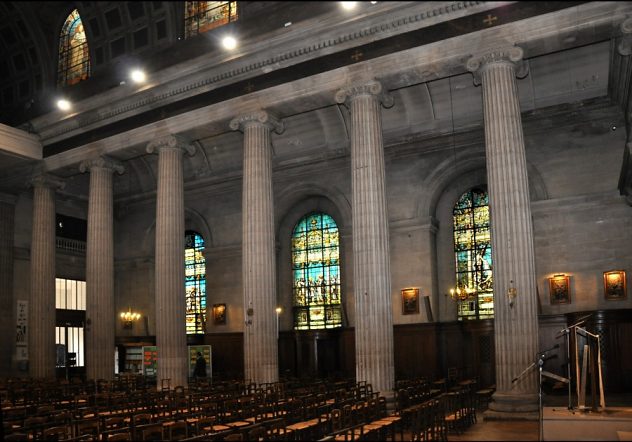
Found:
[29,181,57,378]
[149,138,192,390]
[232,112,280,384]
[470,48,539,412]
[84,164,116,381]
[337,82,394,396]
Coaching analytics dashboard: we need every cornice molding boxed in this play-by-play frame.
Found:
[37,2,486,141]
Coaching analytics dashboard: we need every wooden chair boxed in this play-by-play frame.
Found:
[4,433,29,441]
[106,432,132,441]
[140,423,164,441]
[75,418,100,439]
[166,421,189,440]
[42,425,71,440]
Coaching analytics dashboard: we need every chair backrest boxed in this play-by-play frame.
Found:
[167,421,188,440]
[141,423,164,441]
[107,432,131,441]
[133,413,152,426]
[42,425,70,441]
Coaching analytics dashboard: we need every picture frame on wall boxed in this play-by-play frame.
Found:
[548,274,570,305]
[401,288,419,315]
[212,304,226,325]
[603,270,627,300]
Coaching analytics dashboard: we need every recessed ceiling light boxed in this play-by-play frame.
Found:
[340,2,358,10]
[222,35,237,50]
[130,69,146,84]
[56,99,71,111]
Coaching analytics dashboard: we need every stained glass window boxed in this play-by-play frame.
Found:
[453,187,494,320]
[57,9,90,87]
[185,231,206,334]
[292,213,343,330]
[184,1,238,39]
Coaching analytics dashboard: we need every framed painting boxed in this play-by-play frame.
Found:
[402,288,419,315]
[213,303,226,325]
[548,274,570,305]
[604,270,626,300]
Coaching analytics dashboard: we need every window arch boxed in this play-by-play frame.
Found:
[452,187,493,320]
[57,9,90,87]
[184,1,238,39]
[185,231,206,334]
[292,212,342,330]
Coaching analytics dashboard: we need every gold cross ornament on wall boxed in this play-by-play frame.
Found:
[483,14,498,27]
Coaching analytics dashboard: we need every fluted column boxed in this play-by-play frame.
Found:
[80,157,124,381]
[467,47,539,414]
[230,110,283,384]
[147,135,195,390]
[335,80,395,397]
[29,173,64,378]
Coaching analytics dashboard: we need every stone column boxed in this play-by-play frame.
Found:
[335,80,395,398]
[147,135,195,390]
[467,47,539,415]
[230,110,283,385]
[29,173,64,378]
[80,157,124,381]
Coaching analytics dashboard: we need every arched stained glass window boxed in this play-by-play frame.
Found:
[185,231,206,334]
[453,187,494,320]
[57,9,90,87]
[184,1,238,39]
[292,213,342,330]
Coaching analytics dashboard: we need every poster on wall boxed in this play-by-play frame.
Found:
[15,300,28,361]
[188,345,212,379]
[142,346,158,377]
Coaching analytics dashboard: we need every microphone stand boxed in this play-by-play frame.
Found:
[556,314,591,410]
[512,345,558,442]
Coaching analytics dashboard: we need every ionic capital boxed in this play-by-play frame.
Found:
[79,156,125,175]
[146,134,196,156]
[229,110,284,134]
[335,80,394,108]
[466,46,528,86]
[29,173,65,191]
[618,17,632,56]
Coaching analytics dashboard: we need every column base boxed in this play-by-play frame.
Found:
[487,391,539,416]
[381,390,397,414]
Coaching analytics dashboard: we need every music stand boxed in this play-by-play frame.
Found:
[574,326,605,411]
[556,314,591,410]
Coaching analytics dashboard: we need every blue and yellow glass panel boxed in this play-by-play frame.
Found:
[453,187,493,320]
[185,231,206,334]
[185,1,238,39]
[58,9,90,87]
[292,213,342,330]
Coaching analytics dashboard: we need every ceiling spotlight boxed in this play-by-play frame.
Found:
[130,69,146,84]
[340,1,358,10]
[222,35,237,50]
[56,99,71,111]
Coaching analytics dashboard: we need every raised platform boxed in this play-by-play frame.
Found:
[543,407,632,441]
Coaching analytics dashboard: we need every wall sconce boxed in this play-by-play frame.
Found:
[120,307,141,329]
[507,280,517,308]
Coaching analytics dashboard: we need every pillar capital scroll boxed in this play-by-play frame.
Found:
[335,80,394,108]
[466,46,528,86]
[229,110,284,134]
[29,173,65,191]
[618,17,632,56]
[146,134,196,156]
[79,156,125,175]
